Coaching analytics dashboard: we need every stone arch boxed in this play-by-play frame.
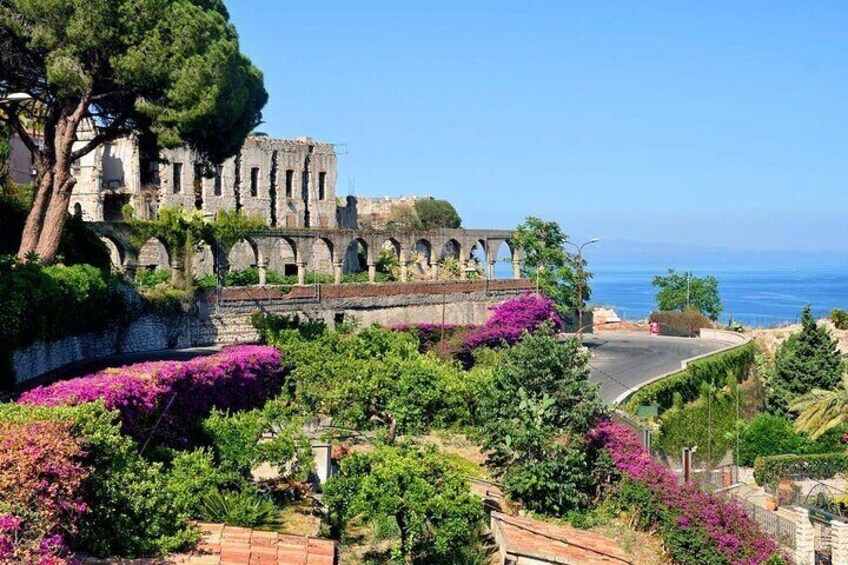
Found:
[467,239,487,278]
[488,239,515,279]
[228,238,259,272]
[267,237,299,276]
[409,238,433,280]
[138,237,170,271]
[309,237,334,275]
[342,237,369,274]
[99,235,125,272]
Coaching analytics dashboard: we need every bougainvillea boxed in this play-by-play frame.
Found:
[0,420,89,564]
[591,420,783,565]
[464,293,563,350]
[19,346,284,444]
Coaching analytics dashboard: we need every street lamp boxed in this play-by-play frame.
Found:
[565,237,600,335]
[0,92,33,104]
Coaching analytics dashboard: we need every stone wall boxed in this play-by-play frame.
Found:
[11,280,533,384]
[11,314,192,385]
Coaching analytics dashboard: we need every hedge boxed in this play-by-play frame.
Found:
[623,341,755,414]
[753,452,848,486]
[650,310,714,337]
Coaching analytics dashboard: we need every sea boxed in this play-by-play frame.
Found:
[492,253,848,328]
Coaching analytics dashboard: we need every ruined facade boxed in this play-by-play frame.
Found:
[68,133,339,228]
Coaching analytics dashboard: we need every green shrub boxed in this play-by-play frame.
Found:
[324,443,482,563]
[624,342,755,413]
[650,309,714,337]
[737,414,806,466]
[753,452,848,486]
[655,390,737,468]
[0,402,199,557]
[164,449,228,516]
[831,308,848,330]
[200,487,278,528]
[135,269,171,289]
[250,312,327,344]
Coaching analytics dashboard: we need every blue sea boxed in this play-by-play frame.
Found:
[493,259,848,328]
[591,267,848,327]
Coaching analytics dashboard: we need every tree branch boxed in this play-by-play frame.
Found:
[1,111,39,155]
[70,113,132,161]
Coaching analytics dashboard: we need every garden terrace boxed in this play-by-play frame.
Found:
[92,223,523,285]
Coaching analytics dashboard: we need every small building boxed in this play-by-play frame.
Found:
[491,512,632,565]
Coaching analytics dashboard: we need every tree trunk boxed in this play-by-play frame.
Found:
[17,98,88,264]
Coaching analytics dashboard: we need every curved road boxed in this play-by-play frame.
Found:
[583,332,730,403]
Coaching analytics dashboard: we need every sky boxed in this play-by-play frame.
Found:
[225,1,848,261]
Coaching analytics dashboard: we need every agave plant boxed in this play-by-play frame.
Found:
[200,487,279,528]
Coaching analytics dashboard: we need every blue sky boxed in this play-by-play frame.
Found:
[226,1,848,257]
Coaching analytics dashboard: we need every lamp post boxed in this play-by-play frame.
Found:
[566,237,600,335]
[0,92,33,105]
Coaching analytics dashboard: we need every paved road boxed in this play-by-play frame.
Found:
[583,331,730,403]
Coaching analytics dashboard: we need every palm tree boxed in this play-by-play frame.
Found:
[791,376,848,439]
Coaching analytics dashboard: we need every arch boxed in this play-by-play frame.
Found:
[488,239,515,279]
[138,237,169,271]
[228,238,258,272]
[267,237,298,276]
[309,237,334,274]
[438,238,462,262]
[342,237,369,274]
[376,238,402,281]
[467,239,487,279]
[409,238,433,280]
[99,235,125,272]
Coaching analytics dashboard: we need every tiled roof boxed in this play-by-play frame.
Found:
[491,512,632,565]
[80,523,337,565]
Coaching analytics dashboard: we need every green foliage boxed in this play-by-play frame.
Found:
[624,342,755,413]
[0,194,27,254]
[135,269,172,289]
[514,216,586,311]
[413,199,462,229]
[129,207,205,282]
[652,269,723,321]
[200,487,278,528]
[831,308,848,330]
[201,403,312,483]
[203,210,266,250]
[0,402,199,557]
[481,330,607,514]
[250,312,327,344]
[0,261,136,378]
[324,444,483,563]
[268,326,468,437]
[753,452,848,486]
[1,0,267,163]
[737,414,807,466]
[376,248,400,280]
[649,309,714,337]
[656,390,738,468]
[57,213,111,271]
[766,306,844,418]
[790,378,848,440]
[163,449,228,517]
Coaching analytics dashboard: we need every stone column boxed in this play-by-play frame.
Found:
[257,260,268,286]
[487,259,496,279]
[297,262,306,286]
[170,259,184,286]
[512,260,521,279]
[832,518,848,565]
[400,260,409,282]
[795,507,815,565]
[333,262,343,285]
[123,262,138,282]
[368,263,377,283]
[459,260,468,280]
[431,262,439,280]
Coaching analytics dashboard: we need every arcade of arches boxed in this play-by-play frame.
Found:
[96,226,524,286]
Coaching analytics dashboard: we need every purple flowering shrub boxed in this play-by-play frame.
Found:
[0,419,89,564]
[19,345,284,444]
[591,420,785,565]
[392,294,562,364]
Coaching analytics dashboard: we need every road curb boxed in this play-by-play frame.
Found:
[611,332,753,407]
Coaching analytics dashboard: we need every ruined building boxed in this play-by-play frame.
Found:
[68,132,339,228]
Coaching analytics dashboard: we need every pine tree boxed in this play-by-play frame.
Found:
[766,306,844,417]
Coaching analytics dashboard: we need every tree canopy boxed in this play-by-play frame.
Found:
[413,198,461,229]
[766,305,845,417]
[652,269,723,321]
[514,216,586,312]
[1,0,267,262]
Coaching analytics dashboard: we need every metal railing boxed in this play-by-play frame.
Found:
[714,489,798,551]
